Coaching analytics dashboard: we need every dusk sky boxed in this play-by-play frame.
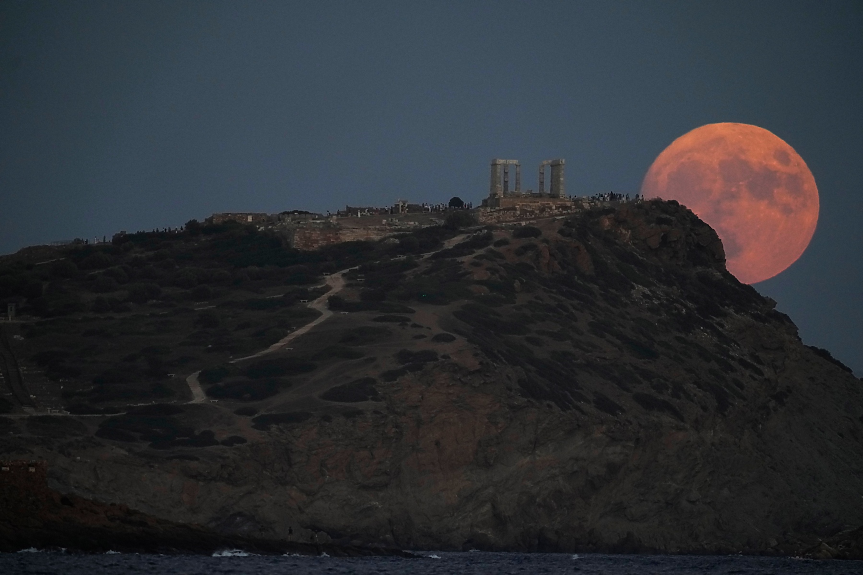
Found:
[1,1,861,374]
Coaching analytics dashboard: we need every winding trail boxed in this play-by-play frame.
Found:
[184,232,471,404]
[231,271,348,363]
[185,269,351,403]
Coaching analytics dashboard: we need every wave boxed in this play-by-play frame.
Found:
[212,549,252,557]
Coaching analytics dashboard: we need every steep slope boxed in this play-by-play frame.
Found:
[1,200,861,556]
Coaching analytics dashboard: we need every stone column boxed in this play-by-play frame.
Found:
[515,163,521,193]
[539,165,545,195]
[490,160,502,198]
[550,159,565,197]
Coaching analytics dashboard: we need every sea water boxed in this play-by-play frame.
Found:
[2,550,861,575]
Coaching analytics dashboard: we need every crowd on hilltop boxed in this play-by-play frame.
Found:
[336,198,473,218]
[586,192,643,203]
[420,201,473,211]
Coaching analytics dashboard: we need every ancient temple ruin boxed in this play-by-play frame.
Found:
[483,158,570,209]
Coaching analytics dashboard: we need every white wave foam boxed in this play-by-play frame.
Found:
[212,549,251,557]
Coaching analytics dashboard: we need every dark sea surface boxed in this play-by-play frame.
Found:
[2,550,862,575]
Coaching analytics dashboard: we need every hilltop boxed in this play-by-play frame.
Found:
[0,201,861,557]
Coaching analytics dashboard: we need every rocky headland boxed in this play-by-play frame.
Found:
[1,200,861,558]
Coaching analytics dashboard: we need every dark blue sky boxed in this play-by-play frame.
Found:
[1,1,861,373]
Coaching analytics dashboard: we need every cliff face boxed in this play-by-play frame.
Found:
[2,200,862,556]
[0,460,407,556]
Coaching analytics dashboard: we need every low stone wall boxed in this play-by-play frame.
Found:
[287,227,343,250]
[338,226,392,243]
[478,205,581,225]
[287,226,396,250]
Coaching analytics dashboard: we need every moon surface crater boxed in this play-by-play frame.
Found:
[640,123,819,284]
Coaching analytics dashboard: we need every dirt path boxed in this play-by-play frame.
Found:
[183,232,472,404]
[231,271,347,362]
[184,372,207,404]
[185,269,351,403]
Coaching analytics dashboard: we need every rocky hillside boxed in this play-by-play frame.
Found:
[1,201,861,557]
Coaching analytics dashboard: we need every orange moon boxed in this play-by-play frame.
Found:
[640,123,819,284]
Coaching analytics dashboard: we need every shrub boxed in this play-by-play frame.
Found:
[31,349,70,366]
[79,252,114,270]
[513,226,541,239]
[380,362,425,382]
[174,268,201,289]
[514,243,538,256]
[805,345,853,373]
[95,427,137,442]
[191,285,213,300]
[22,279,44,300]
[320,378,380,402]
[432,231,493,259]
[593,392,625,416]
[102,266,130,284]
[221,436,247,446]
[339,326,392,346]
[444,211,477,229]
[138,265,161,280]
[91,275,119,293]
[49,260,78,279]
[453,303,529,335]
[631,392,684,421]
[360,288,387,302]
[208,379,290,401]
[243,357,317,379]
[251,412,312,430]
[395,349,439,364]
[91,296,111,313]
[398,236,421,253]
[624,339,660,360]
[373,315,411,323]
[244,298,286,310]
[210,269,231,283]
[185,219,202,235]
[199,365,231,384]
[91,296,124,313]
[130,403,185,416]
[127,283,162,303]
[312,346,365,361]
[431,333,456,343]
[196,310,220,328]
[376,303,415,313]
[93,367,138,385]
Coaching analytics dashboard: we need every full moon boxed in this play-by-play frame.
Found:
[640,123,819,284]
